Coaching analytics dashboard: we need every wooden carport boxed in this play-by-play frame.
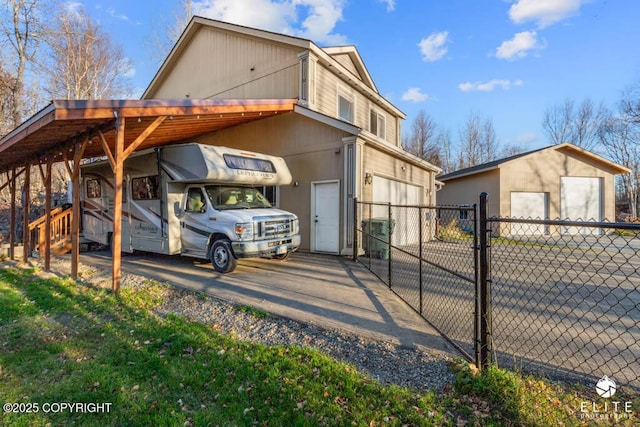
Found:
[0,98,296,292]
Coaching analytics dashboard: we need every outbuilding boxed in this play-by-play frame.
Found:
[437,143,630,235]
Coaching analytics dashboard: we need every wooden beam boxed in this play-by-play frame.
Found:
[9,168,16,260]
[112,117,125,293]
[97,130,116,171]
[71,137,89,278]
[44,158,52,271]
[122,115,167,159]
[38,163,46,182]
[22,163,31,263]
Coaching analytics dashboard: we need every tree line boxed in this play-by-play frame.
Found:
[403,84,640,219]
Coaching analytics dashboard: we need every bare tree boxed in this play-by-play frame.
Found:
[437,129,454,174]
[457,112,499,169]
[0,61,18,136]
[542,98,607,150]
[0,0,42,127]
[41,4,133,99]
[148,0,194,64]
[403,110,440,166]
[542,99,574,145]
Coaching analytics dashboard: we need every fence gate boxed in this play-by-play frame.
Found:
[354,194,640,393]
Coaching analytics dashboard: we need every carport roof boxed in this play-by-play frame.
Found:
[0,98,296,173]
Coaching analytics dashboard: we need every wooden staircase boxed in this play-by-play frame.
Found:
[29,207,73,256]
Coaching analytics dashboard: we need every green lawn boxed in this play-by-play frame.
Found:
[0,263,637,426]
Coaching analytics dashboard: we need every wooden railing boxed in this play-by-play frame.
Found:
[28,207,73,257]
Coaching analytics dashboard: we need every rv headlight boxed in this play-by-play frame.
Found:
[235,222,254,241]
[292,218,299,235]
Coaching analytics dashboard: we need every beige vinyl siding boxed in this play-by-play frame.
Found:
[437,170,501,216]
[499,148,617,221]
[330,53,361,78]
[314,63,398,145]
[193,112,349,251]
[150,27,300,100]
[361,144,433,204]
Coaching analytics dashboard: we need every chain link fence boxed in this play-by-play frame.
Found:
[354,197,640,393]
[487,216,640,391]
[355,201,478,360]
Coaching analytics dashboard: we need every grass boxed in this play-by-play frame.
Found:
[1,263,638,426]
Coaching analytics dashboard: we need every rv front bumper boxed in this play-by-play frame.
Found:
[232,235,301,258]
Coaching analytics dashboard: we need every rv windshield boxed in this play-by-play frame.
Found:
[205,185,273,210]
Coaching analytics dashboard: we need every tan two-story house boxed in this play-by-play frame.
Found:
[143,16,440,255]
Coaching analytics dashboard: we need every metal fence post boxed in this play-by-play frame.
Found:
[478,192,492,369]
[419,207,423,315]
[353,198,358,262]
[474,202,480,368]
[388,202,392,288]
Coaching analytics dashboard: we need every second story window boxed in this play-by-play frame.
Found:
[338,88,354,123]
[370,109,386,139]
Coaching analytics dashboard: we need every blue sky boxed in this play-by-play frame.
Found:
[81,0,639,151]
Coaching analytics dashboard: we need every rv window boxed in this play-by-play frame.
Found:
[86,179,101,198]
[223,154,276,173]
[132,175,160,200]
[205,185,272,210]
[186,188,206,212]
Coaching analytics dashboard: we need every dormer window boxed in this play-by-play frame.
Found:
[338,87,354,123]
[370,109,386,140]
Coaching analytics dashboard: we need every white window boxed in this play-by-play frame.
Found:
[370,109,386,139]
[337,88,354,123]
[298,52,315,107]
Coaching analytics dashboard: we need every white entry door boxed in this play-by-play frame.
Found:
[312,181,340,253]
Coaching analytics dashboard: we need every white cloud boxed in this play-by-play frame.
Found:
[107,7,129,21]
[458,79,523,92]
[401,88,429,103]
[379,0,395,12]
[495,31,542,60]
[418,31,449,62]
[509,0,587,28]
[193,0,347,45]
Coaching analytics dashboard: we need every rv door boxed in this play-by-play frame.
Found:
[166,182,186,255]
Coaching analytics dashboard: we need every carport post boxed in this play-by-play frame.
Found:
[22,163,31,263]
[9,168,16,260]
[478,192,492,369]
[43,158,52,271]
[71,138,89,278]
[112,116,125,293]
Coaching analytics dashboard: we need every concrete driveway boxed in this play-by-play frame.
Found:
[74,250,456,356]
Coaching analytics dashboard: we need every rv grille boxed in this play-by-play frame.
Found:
[257,218,293,240]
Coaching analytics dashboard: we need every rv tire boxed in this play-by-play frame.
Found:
[210,239,237,273]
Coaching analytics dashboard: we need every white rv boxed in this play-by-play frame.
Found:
[80,143,300,273]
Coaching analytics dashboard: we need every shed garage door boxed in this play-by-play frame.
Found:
[372,176,421,246]
[560,177,602,235]
[510,192,547,235]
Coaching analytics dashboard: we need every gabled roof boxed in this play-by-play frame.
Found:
[322,46,377,92]
[142,16,404,118]
[438,142,631,181]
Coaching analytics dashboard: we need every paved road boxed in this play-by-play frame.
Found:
[73,250,456,356]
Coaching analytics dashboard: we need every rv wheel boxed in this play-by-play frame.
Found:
[210,239,237,273]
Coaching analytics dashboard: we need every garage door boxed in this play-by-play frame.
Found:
[372,176,421,246]
[560,177,602,235]
[510,192,548,235]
